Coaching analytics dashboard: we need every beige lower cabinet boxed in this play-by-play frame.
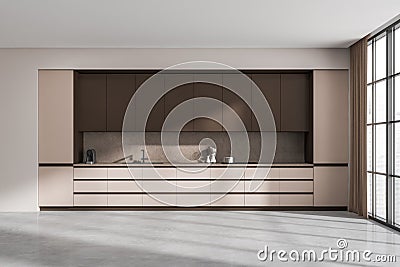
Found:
[142,167,176,194]
[279,181,313,192]
[245,194,279,206]
[279,168,313,179]
[74,168,107,179]
[108,167,141,180]
[74,194,107,206]
[39,167,73,207]
[143,193,176,206]
[279,194,313,206]
[245,180,279,193]
[108,194,142,206]
[177,194,211,207]
[74,181,107,192]
[211,194,244,206]
[314,167,348,207]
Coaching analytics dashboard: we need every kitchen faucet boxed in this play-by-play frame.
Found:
[140,149,149,163]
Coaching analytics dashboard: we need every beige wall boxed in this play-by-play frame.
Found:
[0,48,349,211]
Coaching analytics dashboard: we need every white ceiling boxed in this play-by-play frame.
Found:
[1,0,400,48]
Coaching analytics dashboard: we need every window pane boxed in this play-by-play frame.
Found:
[395,177,400,226]
[395,27,400,74]
[367,125,373,171]
[367,173,373,214]
[396,76,400,120]
[376,174,387,219]
[375,80,386,123]
[396,123,400,175]
[376,35,387,80]
[368,43,373,83]
[367,85,373,124]
[376,124,386,173]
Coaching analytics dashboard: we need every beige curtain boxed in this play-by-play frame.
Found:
[349,37,368,217]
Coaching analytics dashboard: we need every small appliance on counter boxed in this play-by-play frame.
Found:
[206,146,217,164]
[85,149,96,164]
[223,156,234,164]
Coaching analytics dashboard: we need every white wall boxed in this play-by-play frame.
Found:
[0,48,349,211]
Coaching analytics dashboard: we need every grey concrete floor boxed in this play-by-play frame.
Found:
[0,211,399,266]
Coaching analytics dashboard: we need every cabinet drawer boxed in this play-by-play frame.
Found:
[245,180,279,193]
[142,180,176,193]
[108,181,143,192]
[177,180,210,193]
[177,194,210,207]
[211,180,244,193]
[279,194,313,206]
[211,194,244,206]
[177,168,210,179]
[245,168,279,180]
[142,168,176,179]
[108,168,141,180]
[74,194,107,206]
[74,168,107,180]
[211,168,245,180]
[108,194,142,206]
[74,181,107,192]
[143,194,176,206]
[245,195,279,206]
[280,181,313,193]
[280,168,313,179]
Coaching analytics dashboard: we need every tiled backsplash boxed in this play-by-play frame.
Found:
[83,132,306,163]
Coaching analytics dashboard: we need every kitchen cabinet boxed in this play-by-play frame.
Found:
[281,73,310,131]
[193,74,223,131]
[280,195,313,206]
[74,181,107,192]
[108,195,142,206]
[211,195,244,206]
[143,194,176,206]
[177,168,211,206]
[75,73,107,131]
[222,74,252,131]
[313,70,349,163]
[164,74,194,131]
[74,195,107,206]
[136,74,165,131]
[38,70,74,163]
[38,167,73,207]
[314,166,348,206]
[106,74,136,131]
[251,74,281,131]
[74,168,107,179]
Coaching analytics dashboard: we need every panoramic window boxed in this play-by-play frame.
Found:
[368,22,400,229]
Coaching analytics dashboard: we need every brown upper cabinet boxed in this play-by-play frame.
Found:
[222,73,252,131]
[106,74,136,131]
[136,74,165,131]
[251,74,281,131]
[74,71,311,133]
[281,73,310,131]
[164,73,194,131]
[75,73,107,132]
[193,74,223,131]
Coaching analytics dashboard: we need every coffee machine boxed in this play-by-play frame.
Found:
[85,149,96,164]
